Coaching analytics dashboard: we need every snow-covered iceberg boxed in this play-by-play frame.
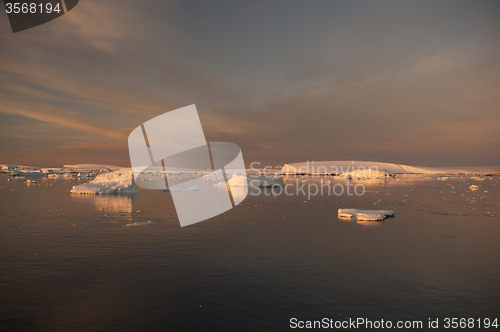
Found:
[1,164,43,174]
[63,164,122,172]
[338,208,396,221]
[70,169,138,194]
[282,161,500,176]
[3,163,121,178]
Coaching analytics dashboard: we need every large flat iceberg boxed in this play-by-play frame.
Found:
[282,161,500,176]
[70,169,138,194]
[63,164,122,171]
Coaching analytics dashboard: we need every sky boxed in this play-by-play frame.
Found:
[1,0,499,168]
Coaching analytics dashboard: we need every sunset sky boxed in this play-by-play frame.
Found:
[1,0,499,167]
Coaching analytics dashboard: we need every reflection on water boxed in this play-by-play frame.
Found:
[71,193,136,214]
[356,219,384,227]
[338,216,384,227]
[230,185,248,203]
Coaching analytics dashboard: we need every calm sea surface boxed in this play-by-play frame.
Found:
[1,174,499,331]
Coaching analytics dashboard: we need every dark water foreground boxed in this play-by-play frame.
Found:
[1,174,499,331]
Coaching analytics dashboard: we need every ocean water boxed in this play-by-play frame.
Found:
[1,174,499,331]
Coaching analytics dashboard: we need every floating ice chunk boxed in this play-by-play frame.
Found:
[70,169,138,194]
[469,185,479,191]
[125,221,155,227]
[338,208,396,221]
[227,174,248,187]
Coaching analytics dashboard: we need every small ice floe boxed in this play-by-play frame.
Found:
[469,185,479,191]
[26,180,37,184]
[338,208,396,221]
[124,221,155,227]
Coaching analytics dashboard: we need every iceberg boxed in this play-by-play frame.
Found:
[70,169,138,194]
[338,208,396,221]
[227,174,249,187]
[3,163,120,178]
[63,164,122,172]
[282,161,500,176]
[1,164,41,174]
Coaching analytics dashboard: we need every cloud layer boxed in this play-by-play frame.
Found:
[1,0,499,167]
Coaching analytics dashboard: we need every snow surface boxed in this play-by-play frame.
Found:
[338,208,396,221]
[70,169,138,194]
